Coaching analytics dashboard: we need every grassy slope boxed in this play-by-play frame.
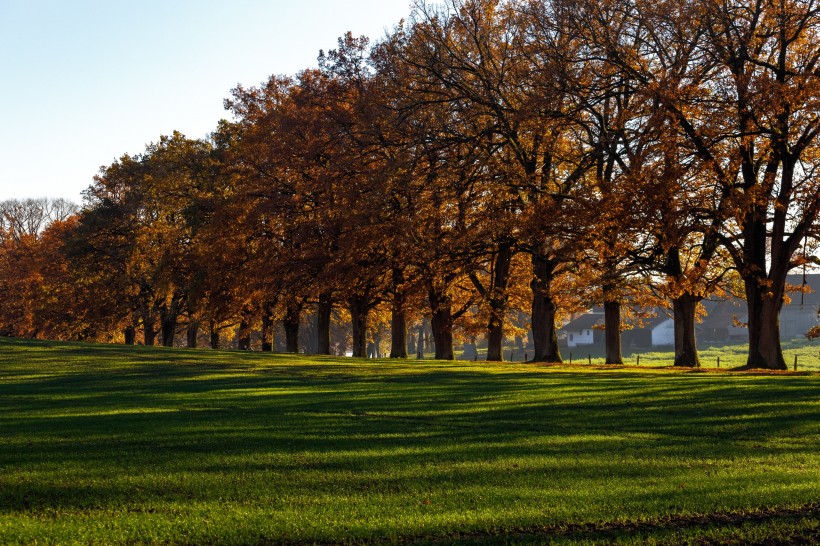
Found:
[1,338,819,545]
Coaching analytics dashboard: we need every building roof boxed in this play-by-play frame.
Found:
[700,299,747,329]
[562,313,604,331]
[646,315,673,330]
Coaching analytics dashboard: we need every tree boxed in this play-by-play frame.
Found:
[75,133,214,346]
[395,0,634,362]
[579,0,820,369]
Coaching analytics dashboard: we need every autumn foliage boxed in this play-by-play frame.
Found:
[1,0,819,370]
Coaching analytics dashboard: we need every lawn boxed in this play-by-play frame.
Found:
[517,339,820,371]
[1,337,819,544]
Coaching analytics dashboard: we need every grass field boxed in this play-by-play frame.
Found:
[1,337,820,544]
[491,339,820,371]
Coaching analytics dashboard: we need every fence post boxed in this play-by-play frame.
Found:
[588,354,592,365]
[637,355,640,366]
[717,357,720,368]
[794,354,798,372]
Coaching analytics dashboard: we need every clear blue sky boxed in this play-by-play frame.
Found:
[0,1,413,203]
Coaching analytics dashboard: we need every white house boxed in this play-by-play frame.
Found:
[562,313,604,347]
[650,318,675,346]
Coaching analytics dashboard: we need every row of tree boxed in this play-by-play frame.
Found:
[1,0,819,369]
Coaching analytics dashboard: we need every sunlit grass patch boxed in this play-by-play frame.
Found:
[625,338,820,371]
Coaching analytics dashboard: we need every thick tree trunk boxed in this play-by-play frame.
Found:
[430,312,454,360]
[484,244,513,362]
[745,275,787,370]
[237,307,252,351]
[603,298,623,365]
[737,206,787,369]
[316,292,332,355]
[143,322,156,346]
[160,308,177,348]
[209,321,220,350]
[141,302,158,346]
[349,295,368,358]
[186,320,198,349]
[530,254,562,362]
[664,248,701,367]
[390,310,407,358]
[284,303,300,354]
[124,325,136,346]
[390,268,408,358]
[486,322,504,361]
[672,296,700,367]
[428,286,454,360]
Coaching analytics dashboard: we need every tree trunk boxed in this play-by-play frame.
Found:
[486,322,504,361]
[664,249,700,367]
[160,306,178,348]
[603,298,623,365]
[209,321,220,350]
[237,307,251,351]
[261,313,273,352]
[485,243,513,362]
[261,300,275,352]
[428,286,454,360]
[745,274,787,369]
[284,302,300,353]
[316,292,332,355]
[422,320,432,353]
[390,268,408,358]
[143,321,156,346]
[349,295,368,358]
[373,330,383,358]
[390,310,407,358]
[186,320,198,349]
[530,254,562,362]
[124,325,136,346]
[430,311,454,360]
[672,295,700,367]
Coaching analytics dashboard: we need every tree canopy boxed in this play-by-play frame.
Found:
[2,0,819,370]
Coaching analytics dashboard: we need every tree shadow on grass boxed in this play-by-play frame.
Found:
[1,346,820,542]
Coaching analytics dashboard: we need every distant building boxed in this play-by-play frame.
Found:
[698,299,748,343]
[561,310,670,348]
[562,313,603,347]
[649,317,675,347]
[557,274,819,348]
[781,273,820,338]
[701,274,819,342]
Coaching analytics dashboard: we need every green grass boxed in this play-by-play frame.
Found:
[555,338,820,371]
[1,337,820,544]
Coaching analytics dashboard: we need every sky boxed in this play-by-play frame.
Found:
[0,0,414,203]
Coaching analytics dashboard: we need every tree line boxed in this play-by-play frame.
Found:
[1,0,819,370]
